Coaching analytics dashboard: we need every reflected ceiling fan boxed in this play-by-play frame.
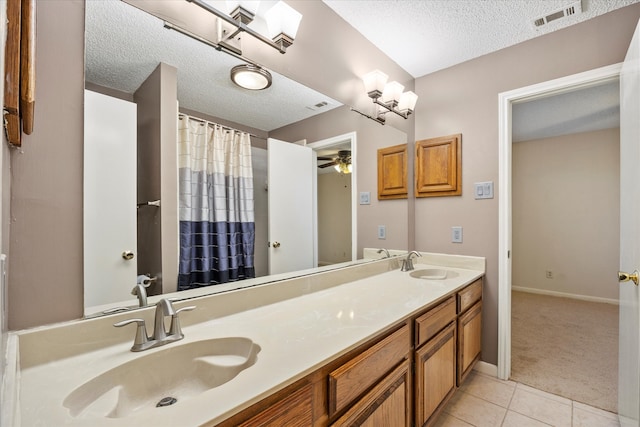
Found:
[318,150,352,174]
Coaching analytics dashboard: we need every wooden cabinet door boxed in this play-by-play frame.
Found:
[457,301,482,385]
[331,361,411,427]
[231,383,313,427]
[415,322,456,427]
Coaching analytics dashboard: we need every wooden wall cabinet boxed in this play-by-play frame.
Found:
[377,143,408,200]
[415,134,462,198]
[4,0,36,146]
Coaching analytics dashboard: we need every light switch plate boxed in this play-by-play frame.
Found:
[452,226,463,243]
[474,181,494,199]
[359,192,371,205]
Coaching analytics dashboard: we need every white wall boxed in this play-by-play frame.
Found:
[512,128,620,302]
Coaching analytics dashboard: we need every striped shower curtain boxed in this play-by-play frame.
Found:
[177,115,256,290]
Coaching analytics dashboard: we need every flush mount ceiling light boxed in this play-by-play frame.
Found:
[352,69,419,125]
[230,64,272,90]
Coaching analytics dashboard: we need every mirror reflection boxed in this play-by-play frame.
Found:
[84,0,372,316]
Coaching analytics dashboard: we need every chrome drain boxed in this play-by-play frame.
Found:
[156,397,178,407]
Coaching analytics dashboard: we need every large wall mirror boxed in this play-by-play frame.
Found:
[83,0,409,317]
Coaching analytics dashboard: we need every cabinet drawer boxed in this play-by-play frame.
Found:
[457,279,482,313]
[415,296,456,347]
[328,324,410,416]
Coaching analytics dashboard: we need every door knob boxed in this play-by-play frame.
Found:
[122,250,135,261]
[272,241,281,248]
[618,270,639,286]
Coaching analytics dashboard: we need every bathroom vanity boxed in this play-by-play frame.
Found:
[4,252,484,426]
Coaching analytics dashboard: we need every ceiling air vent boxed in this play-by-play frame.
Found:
[533,1,582,27]
[306,100,330,111]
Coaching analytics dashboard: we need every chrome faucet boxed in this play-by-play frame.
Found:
[131,283,148,307]
[376,248,391,258]
[401,250,422,272]
[114,298,195,352]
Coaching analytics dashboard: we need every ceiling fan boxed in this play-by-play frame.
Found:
[318,150,352,173]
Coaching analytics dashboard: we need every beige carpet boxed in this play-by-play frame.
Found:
[511,291,619,413]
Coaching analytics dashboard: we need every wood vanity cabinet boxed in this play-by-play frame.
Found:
[214,379,316,427]
[328,325,411,426]
[214,278,483,427]
[413,297,457,427]
[457,279,483,385]
[331,360,411,426]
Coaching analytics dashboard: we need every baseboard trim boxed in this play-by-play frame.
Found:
[512,286,619,305]
[473,361,498,377]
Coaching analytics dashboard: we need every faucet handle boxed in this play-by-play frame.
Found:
[169,306,196,337]
[176,306,196,315]
[114,318,149,349]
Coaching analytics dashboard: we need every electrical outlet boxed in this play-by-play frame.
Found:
[378,225,386,240]
[546,270,553,279]
[452,226,463,243]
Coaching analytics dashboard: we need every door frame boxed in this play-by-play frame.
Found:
[307,132,358,262]
[497,63,622,380]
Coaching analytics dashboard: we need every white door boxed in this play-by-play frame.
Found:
[267,138,315,275]
[619,19,640,427]
[84,90,137,309]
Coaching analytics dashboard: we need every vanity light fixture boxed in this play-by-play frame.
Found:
[186,0,302,55]
[231,64,272,90]
[359,69,418,125]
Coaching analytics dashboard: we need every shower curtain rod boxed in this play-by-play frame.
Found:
[178,113,262,140]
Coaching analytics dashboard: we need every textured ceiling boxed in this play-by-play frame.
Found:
[513,79,620,142]
[86,0,633,141]
[85,0,342,132]
[323,0,640,78]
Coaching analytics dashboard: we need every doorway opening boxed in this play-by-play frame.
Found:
[510,85,620,409]
[497,63,623,386]
[308,132,358,265]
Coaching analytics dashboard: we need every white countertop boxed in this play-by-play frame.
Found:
[13,255,484,426]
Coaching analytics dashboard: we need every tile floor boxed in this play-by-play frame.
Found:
[433,371,620,427]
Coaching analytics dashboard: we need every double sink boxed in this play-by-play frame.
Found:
[12,255,484,426]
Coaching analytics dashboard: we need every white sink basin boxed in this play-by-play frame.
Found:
[409,268,459,280]
[63,337,260,419]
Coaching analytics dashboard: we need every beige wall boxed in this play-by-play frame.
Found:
[8,0,85,329]
[414,4,640,364]
[0,0,7,390]
[318,172,352,265]
[5,1,639,376]
[512,129,620,301]
[134,63,179,296]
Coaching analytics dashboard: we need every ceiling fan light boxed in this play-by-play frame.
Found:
[231,64,272,90]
